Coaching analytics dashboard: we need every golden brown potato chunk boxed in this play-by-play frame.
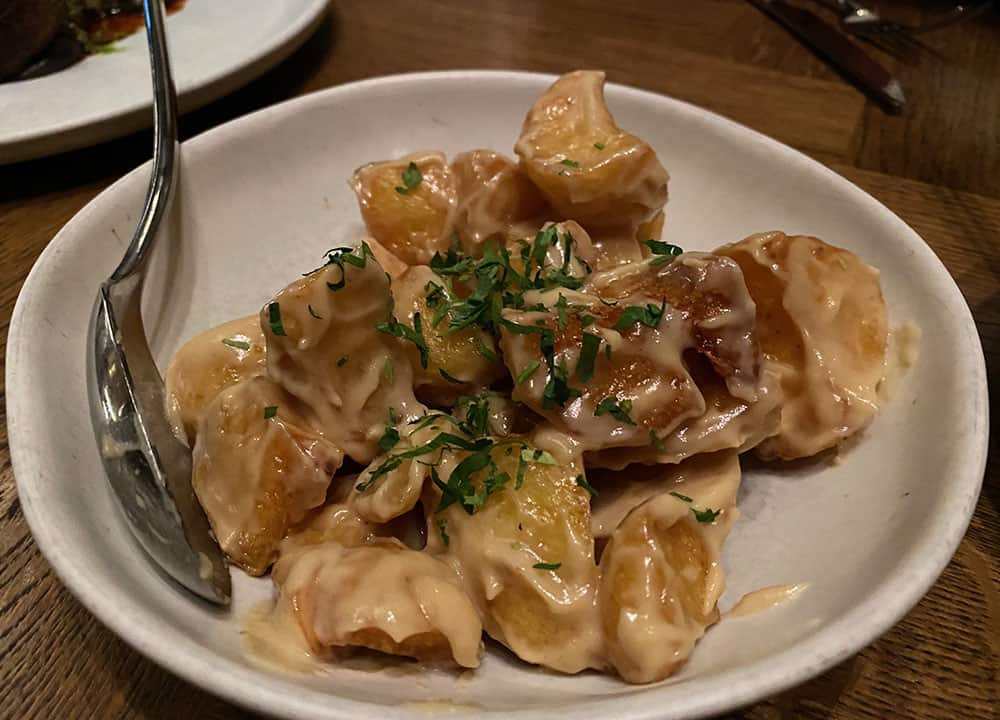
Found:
[451,149,549,256]
[389,264,506,405]
[599,466,740,683]
[514,71,668,229]
[587,355,783,469]
[270,539,483,667]
[165,315,267,443]
[262,245,424,464]
[351,151,458,265]
[716,232,888,459]
[425,440,603,674]
[282,502,377,552]
[499,253,766,452]
[589,450,740,540]
[192,377,344,575]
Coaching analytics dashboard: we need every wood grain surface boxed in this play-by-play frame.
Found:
[1,1,998,718]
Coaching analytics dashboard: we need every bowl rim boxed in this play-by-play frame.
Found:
[7,69,989,720]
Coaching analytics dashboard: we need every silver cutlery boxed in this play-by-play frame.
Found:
[814,0,994,59]
[87,0,230,605]
[748,0,905,112]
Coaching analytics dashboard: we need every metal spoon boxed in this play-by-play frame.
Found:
[86,0,230,605]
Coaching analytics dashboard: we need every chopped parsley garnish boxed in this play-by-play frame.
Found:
[580,314,596,327]
[593,142,606,150]
[533,562,561,570]
[439,368,464,384]
[307,304,323,319]
[594,397,636,425]
[263,405,277,419]
[337,355,349,367]
[376,313,429,368]
[650,430,667,451]
[692,507,722,524]
[611,300,666,331]
[515,360,541,385]
[378,408,400,452]
[395,161,423,194]
[454,392,494,437]
[668,490,721,523]
[435,517,450,546]
[267,303,286,336]
[323,243,374,290]
[475,337,499,362]
[520,448,557,465]
[221,338,250,351]
[554,294,570,330]
[559,159,579,168]
[575,332,601,382]
[576,475,598,497]
[644,239,684,265]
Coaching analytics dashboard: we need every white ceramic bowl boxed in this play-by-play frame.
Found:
[6,72,988,719]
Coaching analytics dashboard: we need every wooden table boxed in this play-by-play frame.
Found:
[1,1,997,717]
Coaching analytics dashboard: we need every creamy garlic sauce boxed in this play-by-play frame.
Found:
[164,314,267,443]
[400,699,484,712]
[271,540,483,669]
[599,482,740,683]
[191,377,344,575]
[727,583,809,618]
[263,258,425,464]
[589,451,740,538]
[718,232,889,460]
[879,322,922,401]
[243,600,323,673]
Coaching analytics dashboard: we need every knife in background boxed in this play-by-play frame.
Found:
[747,0,906,113]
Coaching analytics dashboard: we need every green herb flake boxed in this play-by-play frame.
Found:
[644,239,684,263]
[395,161,423,194]
[378,409,400,452]
[594,397,636,425]
[580,314,596,328]
[670,491,694,503]
[263,405,278,419]
[515,449,528,490]
[475,337,499,362]
[693,507,722,524]
[376,313,429,369]
[515,360,541,385]
[559,159,580,168]
[337,355,349,367]
[533,562,562,571]
[593,142,606,150]
[576,475,598,497]
[520,448,557,465]
[611,300,666,332]
[554,294,570,331]
[267,302,286,336]
[439,368,464,384]
[307,304,323,319]
[435,517,450,546]
[650,430,666,451]
[221,338,251,351]
[575,332,601,382]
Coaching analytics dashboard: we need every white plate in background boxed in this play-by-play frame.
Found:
[0,0,328,164]
[6,72,988,719]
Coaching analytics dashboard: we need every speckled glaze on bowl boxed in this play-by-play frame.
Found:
[6,72,988,719]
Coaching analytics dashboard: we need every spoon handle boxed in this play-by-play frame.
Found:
[110,0,178,283]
